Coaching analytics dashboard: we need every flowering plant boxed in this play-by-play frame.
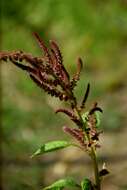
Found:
[0,33,109,190]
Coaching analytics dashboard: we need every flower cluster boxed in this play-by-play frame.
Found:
[86,102,103,149]
[63,126,86,148]
[56,108,82,128]
[0,32,103,150]
[0,33,85,107]
[61,103,103,151]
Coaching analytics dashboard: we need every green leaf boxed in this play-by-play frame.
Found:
[43,178,80,190]
[81,178,92,190]
[31,140,72,157]
[95,112,101,128]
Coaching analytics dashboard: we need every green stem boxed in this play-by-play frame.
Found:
[91,147,100,190]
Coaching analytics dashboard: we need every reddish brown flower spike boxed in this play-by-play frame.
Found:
[33,32,52,63]
[70,57,83,90]
[56,108,82,128]
[50,40,70,83]
[63,126,85,147]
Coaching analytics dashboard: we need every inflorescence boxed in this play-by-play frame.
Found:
[0,32,103,151]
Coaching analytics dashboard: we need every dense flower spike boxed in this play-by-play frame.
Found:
[33,32,52,63]
[50,40,70,82]
[0,51,46,65]
[0,35,82,107]
[0,36,76,103]
[70,57,83,90]
[63,126,86,148]
[56,109,82,127]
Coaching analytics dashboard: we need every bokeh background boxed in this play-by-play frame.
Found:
[1,0,127,189]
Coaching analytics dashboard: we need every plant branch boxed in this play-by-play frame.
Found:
[74,104,101,190]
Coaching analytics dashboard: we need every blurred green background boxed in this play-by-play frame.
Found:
[1,0,127,189]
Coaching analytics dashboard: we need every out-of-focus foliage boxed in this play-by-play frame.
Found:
[1,0,127,189]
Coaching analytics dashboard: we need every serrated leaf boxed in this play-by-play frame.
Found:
[31,141,72,157]
[43,178,80,190]
[81,178,92,190]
